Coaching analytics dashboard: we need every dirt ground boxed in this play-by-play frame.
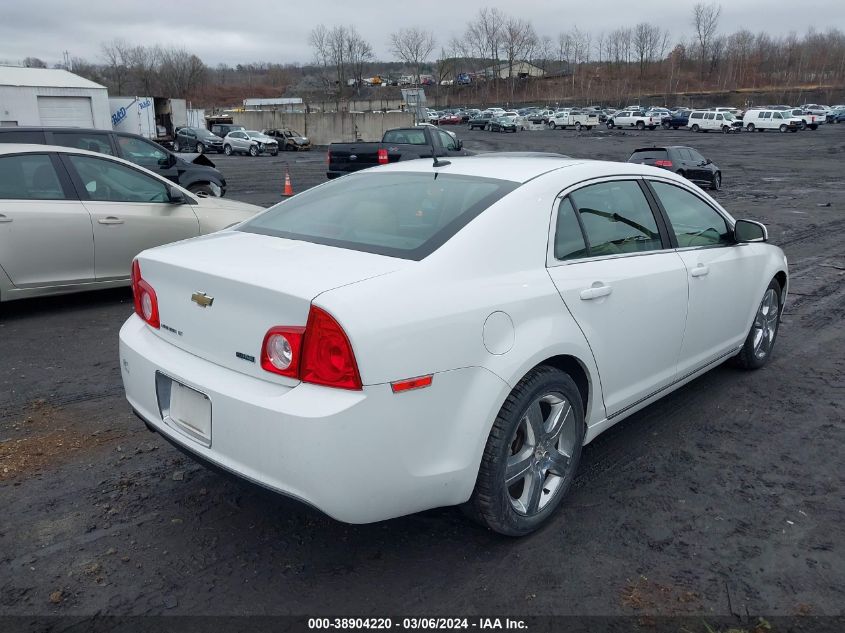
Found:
[0,124,843,629]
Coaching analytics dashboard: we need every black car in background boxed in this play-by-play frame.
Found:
[210,123,246,139]
[488,116,518,133]
[468,114,493,130]
[0,127,227,197]
[174,127,225,154]
[627,146,722,191]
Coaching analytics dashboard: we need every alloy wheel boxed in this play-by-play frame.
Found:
[752,289,779,360]
[505,393,578,516]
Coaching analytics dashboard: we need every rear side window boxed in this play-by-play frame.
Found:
[0,154,66,200]
[568,181,663,257]
[554,198,588,260]
[116,135,170,168]
[241,172,519,260]
[691,112,704,119]
[51,131,114,156]
[0,130,47,144]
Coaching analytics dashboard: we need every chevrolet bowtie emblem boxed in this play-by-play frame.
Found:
[191,292,214,308]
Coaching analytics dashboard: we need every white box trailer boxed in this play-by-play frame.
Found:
[186,108,206,128]
[110,96,156,137]
[110,96,187,147]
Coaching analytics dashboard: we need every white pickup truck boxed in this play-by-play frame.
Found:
[547,109,601,130]
[606,110,660,130]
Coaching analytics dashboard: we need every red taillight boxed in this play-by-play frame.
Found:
[131,259,159,329]
[655,159,673,168]
[261,306,362,390]
[326,150,331,167]
[377,148,388,165]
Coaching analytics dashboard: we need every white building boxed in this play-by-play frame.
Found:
[0,66,111,129]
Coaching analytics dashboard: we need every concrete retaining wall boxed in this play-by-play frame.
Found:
[232,111,415,145]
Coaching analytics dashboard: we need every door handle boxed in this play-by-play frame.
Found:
[0,214,12,223]
[579,284,613,300]
[691,264,710,277]
[98,217,124,225]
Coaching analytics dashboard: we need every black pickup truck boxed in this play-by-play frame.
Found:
[326,126,470,179]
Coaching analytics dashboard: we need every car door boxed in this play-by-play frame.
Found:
[647,179,768,373]
[61,153,200,281]
[546,178,689,416]
[0,152,94,288]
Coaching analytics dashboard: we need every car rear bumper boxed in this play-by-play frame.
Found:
[119,315,508,523]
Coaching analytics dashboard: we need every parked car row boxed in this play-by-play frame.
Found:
[176,125,311,156]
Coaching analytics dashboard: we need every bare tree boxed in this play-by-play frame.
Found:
[346,27,374,94]
[501,17,537,80]
[477,8,505,67]
[128,45,161,95]
[158,48,206,97]
[23,57,47,68]
[692,2,722,77]
[633,23,663,77]
[390,27,435,84]
[309,24,338,96]
[101,39,132,94]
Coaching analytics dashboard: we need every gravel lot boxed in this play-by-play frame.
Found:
[1,125,843,627]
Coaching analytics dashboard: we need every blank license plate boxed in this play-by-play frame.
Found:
[159,375,212,447]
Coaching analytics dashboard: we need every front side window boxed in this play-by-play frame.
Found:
[240,172,518,260]
[52,131,114,156]
[650,181,731,248]
[0,154,66,200]
[568,180,663,257]
[438,131,457,150]
[67,155,170,203]
[116,135,170,168]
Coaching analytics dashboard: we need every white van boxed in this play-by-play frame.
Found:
[743,109,801,132]
[687,110,743,133]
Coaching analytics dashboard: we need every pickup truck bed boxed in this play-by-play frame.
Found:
[327,127,470,179]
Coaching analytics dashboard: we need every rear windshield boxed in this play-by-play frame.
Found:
[382,129,427,145]
[628,149,668,163]
[240,172,519,260]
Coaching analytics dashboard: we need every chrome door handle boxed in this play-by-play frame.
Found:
[98,217,124,225]
[580,284,613,300]
[691,264,710,277]
[0,214,12,223]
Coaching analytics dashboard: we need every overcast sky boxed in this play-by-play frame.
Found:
[0,0,839,67]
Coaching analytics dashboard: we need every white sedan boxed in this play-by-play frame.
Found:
[119,155,788,535]
[0,144,262,302]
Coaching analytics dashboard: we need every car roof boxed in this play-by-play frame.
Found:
[369,155,678,184]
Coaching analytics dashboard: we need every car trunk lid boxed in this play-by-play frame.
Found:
[137,231,407,385]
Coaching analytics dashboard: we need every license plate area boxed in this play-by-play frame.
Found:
[155,372,212,447]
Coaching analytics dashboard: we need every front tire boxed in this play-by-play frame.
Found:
[779,124,788,133]
[196,143,205,154]
[733,279,782,370]
[249,145,259,156]
[691,124,700,132]
[575,122,582,131]
[173,140,181,152]
[606,121,615,129]
[223,144,233,156]
[187,183,215,197]
[466,366,585,536]
[710,172,722,191]
[746,123,755,132]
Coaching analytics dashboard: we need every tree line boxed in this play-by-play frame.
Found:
[20,2,845,106]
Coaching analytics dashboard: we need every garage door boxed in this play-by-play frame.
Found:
[37,96,94,127]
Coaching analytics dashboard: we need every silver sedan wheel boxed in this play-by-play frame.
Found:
[505,393,578,516]
[752,288,779,360]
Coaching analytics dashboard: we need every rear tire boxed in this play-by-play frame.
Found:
[465,365,585,536]
[733,279,782,370]
[636,121,645,130]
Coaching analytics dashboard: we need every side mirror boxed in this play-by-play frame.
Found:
[168,186,186,204]
[734,219,767,243]
[705,158,712,164]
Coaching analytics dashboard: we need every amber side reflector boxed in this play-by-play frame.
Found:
[391,375,433,393]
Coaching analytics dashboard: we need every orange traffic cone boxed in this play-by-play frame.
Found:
[282,166,294,197]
